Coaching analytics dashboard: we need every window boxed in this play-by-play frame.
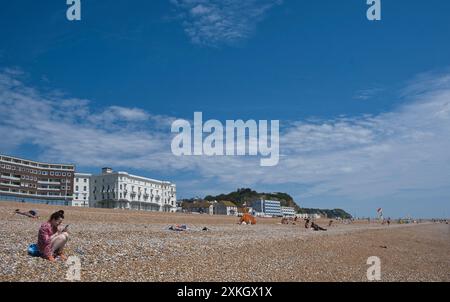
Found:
[76,186,79,191]
[67,173,71,176]
[62,172,66,176]
[42,171,48,176]
[50,172,54,176]
[84,179,87,183]
[55,172,61,176]
[76,178,79,182]
[83,186,87,191]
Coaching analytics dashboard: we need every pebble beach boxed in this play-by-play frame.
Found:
[1,202,449,282]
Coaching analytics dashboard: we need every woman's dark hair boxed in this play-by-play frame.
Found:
[49,210,64,221]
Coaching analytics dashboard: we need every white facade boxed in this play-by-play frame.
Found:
[208,201,238,216]
[281,206,296,217]
[296,213,321,219]
[90,168,176,212]
[73,173,91,207]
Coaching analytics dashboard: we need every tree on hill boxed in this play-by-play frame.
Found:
[204,188,300,212]
[182,188,352,219]
[298,208,352,219]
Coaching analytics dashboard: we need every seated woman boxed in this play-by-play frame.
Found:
[37,210,69,262]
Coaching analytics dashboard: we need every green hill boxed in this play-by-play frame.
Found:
[298,208,353,219]
[181,188,352,219]
[203,188,300,212]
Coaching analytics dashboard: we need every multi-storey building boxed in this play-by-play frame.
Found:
[252,199,283,217]
[281,206,296,217]
[0,154,74,205]
[209,201,238,216]
[73,173,91,207]
[90,168,176,212]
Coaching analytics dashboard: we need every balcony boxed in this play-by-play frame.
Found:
[38,180,61,185]
[37,187,61,191]
[0,182,20,188]
[0,175,21,181]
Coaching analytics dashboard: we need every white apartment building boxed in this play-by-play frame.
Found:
[281,206,296,217]
[73,173,91,207]
[296,213,322,219]
[90,168,176,212]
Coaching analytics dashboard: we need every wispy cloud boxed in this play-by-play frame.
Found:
[353,87,384,100]
[1,68,450,216]
[0,69,174,171]
[170,0,283,46]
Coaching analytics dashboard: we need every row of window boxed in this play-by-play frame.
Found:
[0,187,71,197]
[94,178,169,189]
[75,186,88,192]
[21,183,36,188]
[0,157,73,170]
[75,178,88,183]
[0,164,72,177]
[37,185,71,190]
[92,193,173,204]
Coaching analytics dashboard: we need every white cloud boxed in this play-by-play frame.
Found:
[1,68,450,216]
[353,87,384,100]
[171,0,283,46]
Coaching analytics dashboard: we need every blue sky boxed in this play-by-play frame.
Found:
[1,0,450,218]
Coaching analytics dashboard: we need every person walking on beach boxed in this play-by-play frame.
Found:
[37,210,69,262]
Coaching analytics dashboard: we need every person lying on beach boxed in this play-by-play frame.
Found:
[311,222,327,231]
[37,210,69,262]
[14,209,39,219]
[168,224,188,231]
